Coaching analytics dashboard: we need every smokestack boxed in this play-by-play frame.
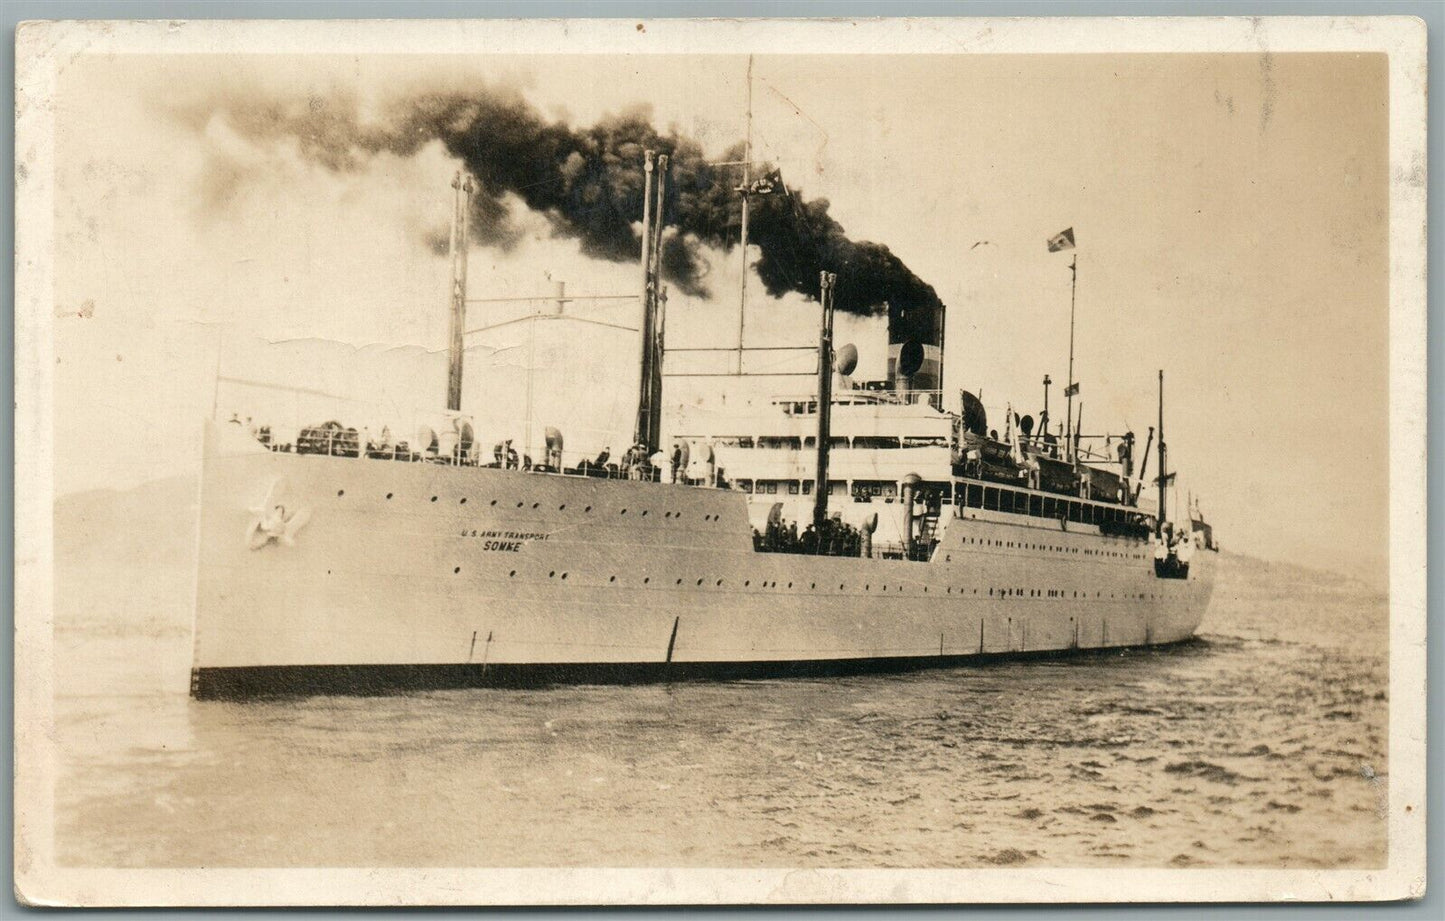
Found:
[886,301,946,399]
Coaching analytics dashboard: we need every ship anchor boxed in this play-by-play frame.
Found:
[246,478,312,550]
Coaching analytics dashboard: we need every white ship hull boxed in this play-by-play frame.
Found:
[191,422,1215,698]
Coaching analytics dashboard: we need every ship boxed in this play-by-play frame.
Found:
[189,156,1216,700]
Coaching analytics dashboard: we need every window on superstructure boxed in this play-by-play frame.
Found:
[1014,492,1029,515]
[1029,495,1043,517]
[1068,501,1083,523]
[788,482,800,495]
[758,436,801,450]
[984,487,999,511]
[853,436,902,450]
[1043,497,1057,518]
[737,479,754,494]
[802,481,813,495]
[967,484,984,508]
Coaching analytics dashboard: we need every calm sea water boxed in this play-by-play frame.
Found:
[53,553,1388,869]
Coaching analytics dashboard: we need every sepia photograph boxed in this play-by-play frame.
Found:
[12,15,1427,906]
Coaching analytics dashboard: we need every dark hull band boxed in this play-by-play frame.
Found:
[190,640,1203,701]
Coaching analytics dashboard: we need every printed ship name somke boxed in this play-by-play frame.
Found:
[191,155,1217,700]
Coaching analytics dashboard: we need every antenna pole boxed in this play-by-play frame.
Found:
[736,54,754,374]
[210,327,224,418]
[524,312,536,465]
[813,271,837,530]
[1064,254,1078,460]
[446,171,474,413]
[1156,369,1167,538]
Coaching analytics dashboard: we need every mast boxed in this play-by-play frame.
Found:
[736,54,754,374]
[1041,374,1051,436]
[445,171,475,413]
[1064,254,1078,460]
[812,271,838,530]
[634,150,657,451]
[1156,369,1167,538]
[645,155,669,451]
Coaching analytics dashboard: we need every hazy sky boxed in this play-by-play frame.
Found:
[51,52,1388,583]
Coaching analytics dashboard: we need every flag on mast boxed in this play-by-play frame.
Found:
[1047,227,1076,252]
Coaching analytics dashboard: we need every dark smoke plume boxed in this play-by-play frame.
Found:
[181,85,943,338]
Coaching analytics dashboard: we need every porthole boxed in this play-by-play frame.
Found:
[561,573,568,580]
[549,571,556,578]
[516,501,524,508]
[490,500,497,506]
[609,576,616,583]
[584,505,593,512]
[641,510,649,517]
[337,489,345,497]
[696,578,703,585]
[559,504,566,511]
[717,579,724,587]
[532,502,540,509]
[643,577,650,584]
[453,566,461,574]
[385,492,393,500]
[744,580,751,586]
[621,508,628,515]
[509,570,517,577]
[459,497,467,504]
[431,496,438,503]
[787,582,793,588]
[810,582,816,589]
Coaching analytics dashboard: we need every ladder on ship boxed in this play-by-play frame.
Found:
[912,512,941,561]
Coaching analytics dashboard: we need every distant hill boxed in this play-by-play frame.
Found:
[54,476,199,633]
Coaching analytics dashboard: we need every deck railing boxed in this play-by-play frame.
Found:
[228,418,730,485]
